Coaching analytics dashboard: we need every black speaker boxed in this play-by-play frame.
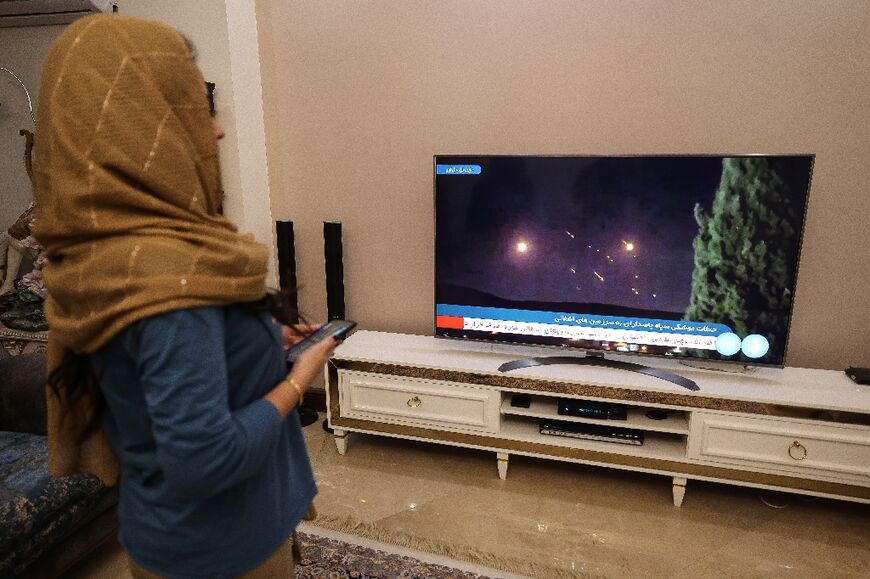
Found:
[277,220,318,428]
[275,220,299,323]
[323,221,345,321]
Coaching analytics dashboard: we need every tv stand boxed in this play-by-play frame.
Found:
[326,331,870,507]
[498,354,700,391]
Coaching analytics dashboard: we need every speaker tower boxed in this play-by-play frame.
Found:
[275,220,299,323]
[323,221,345,321]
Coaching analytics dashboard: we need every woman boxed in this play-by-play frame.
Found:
[33,14,334,578]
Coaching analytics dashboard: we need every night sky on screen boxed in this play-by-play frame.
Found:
[435,156,724,315]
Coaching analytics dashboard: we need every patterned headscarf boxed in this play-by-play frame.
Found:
[33,14,269,484]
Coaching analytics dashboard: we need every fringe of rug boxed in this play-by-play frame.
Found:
[307,513,595,579]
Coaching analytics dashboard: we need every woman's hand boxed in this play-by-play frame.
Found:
[288,336,339,392]
[264,334,339,419]
[282,323,320,351]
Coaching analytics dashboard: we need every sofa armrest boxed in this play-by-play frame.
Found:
[0,352,48,435]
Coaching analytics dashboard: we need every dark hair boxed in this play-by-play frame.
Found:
[180,32,197,60]
[256,286,308,327]
[178,34,215,117]
[206,82,216,117]
[48,286,308,443]
[47,348,105,440]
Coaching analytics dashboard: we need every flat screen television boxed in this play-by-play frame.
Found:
[434,154,814,369]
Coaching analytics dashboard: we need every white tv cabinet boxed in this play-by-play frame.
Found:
[325,331,870,506]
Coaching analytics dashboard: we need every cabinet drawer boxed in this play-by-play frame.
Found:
[338,371,501,434]
[688,412,870,480]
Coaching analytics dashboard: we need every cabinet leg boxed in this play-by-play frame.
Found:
[497,452,509,480]
[334,429,348,455]
[672,476,687,507]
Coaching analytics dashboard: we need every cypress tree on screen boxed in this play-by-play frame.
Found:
[685,157,800,362]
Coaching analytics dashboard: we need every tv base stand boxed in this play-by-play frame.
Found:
[326,331,870,507]
[498,354,700,391]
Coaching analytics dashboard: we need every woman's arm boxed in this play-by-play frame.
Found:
[264,336,337,419]
[129,307,324,499]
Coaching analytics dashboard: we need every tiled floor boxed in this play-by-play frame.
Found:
[66,415,870,578]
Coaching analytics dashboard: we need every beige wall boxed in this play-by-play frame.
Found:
[0,25,64,232]
[0,2,276,284]
[1,8,230,235]
[261,1,868,371]
[0,4,244,233]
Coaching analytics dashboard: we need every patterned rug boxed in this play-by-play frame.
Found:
[295,528,496,579]
[301,516,588,579]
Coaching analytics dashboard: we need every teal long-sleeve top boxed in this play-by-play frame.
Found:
[91,305,316,579]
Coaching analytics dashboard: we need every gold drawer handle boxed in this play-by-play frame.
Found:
[788,440,807,461]
[407,396,422,408]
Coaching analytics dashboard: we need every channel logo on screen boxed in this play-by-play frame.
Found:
[435,164,481,175]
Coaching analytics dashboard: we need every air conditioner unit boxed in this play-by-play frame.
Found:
[0,0,113,28]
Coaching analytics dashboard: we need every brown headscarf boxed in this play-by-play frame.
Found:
[33,15,269,484]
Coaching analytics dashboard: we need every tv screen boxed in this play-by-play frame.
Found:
[434,154,814,367]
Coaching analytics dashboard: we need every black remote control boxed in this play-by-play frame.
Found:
[286,319,357,363]
[846,367,870,385]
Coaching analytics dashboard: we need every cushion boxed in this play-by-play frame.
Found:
[0,432,115,578]
[0,353,47,435]
[0,326,48,358]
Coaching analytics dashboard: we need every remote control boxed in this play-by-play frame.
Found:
[845,367,870,385]
[286,319,357,363]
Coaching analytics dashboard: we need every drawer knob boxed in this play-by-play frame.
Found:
[788,440,807,461]
[407,396,422,408]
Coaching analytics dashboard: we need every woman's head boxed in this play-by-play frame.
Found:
[34,15,222,239]
[33,14,268,354]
